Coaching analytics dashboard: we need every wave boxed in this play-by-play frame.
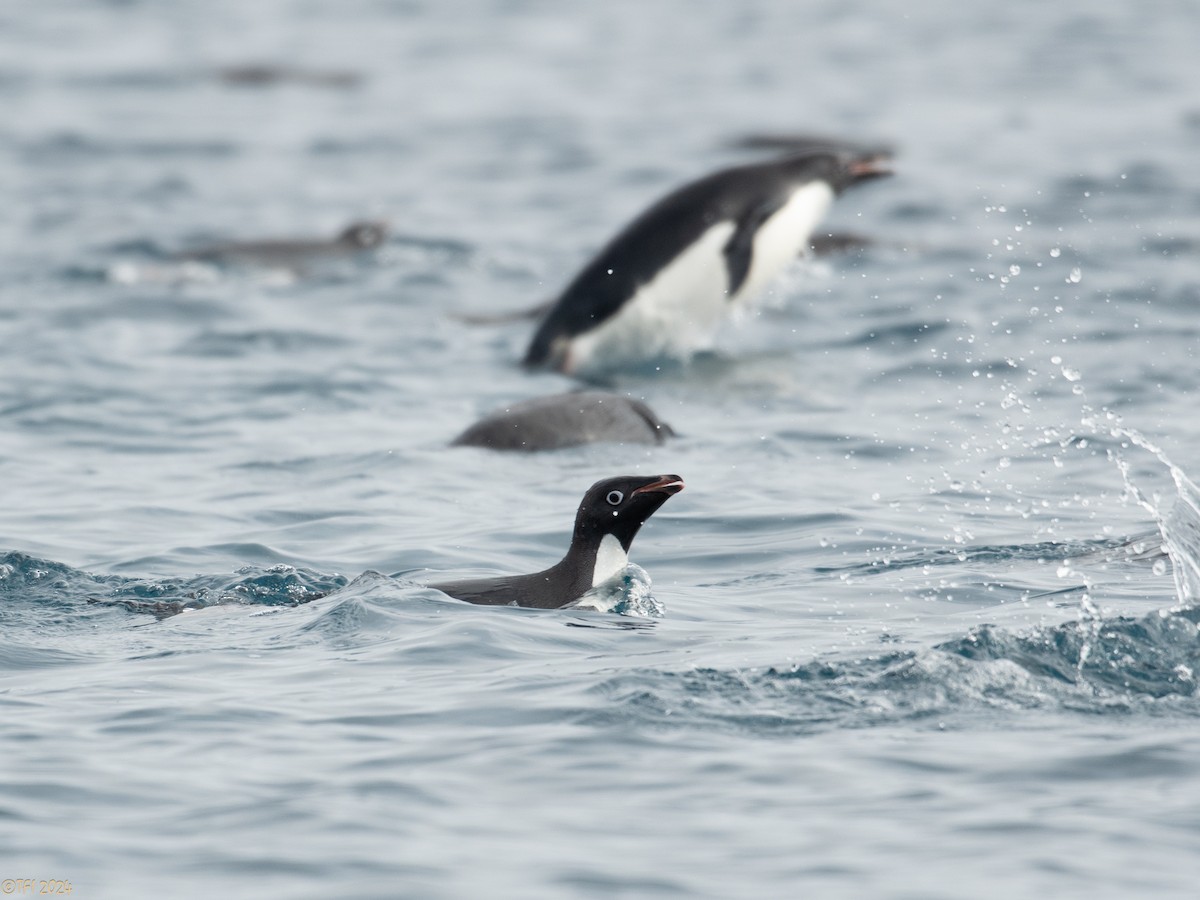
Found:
[591,601,1200,736]
[0,551,348,620]
[591,427,1200,735]
[0,551,664,624]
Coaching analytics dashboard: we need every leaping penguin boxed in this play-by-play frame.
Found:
[523,148,891,378]
[429,474,683,609]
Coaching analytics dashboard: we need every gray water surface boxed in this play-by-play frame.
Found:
[3,1,1200,897]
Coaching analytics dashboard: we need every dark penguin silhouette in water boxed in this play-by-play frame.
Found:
[523,148,891,378]
[215,63,363,89]
[178,220,388,268]
[450,391,674,452]
[430,474,684,609]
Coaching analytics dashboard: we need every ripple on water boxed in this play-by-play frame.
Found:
[0,552,350,623]
[587,603,1200,737]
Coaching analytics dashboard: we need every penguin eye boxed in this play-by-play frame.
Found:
[605,490,624,506]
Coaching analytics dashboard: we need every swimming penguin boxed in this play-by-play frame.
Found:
[450,391,675,452]
[523,148,891,377]
[178,220,388,267]
[429,473,684,609]
[216,64,363,89]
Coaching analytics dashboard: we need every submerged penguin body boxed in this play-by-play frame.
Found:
[450,391,674,452]
[179,220,388,267]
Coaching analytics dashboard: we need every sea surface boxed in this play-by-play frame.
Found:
[3,0,1200,897]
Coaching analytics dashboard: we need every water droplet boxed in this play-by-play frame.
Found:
[1049,247,1061,258]
[1008,264,1021,276]
[1067,267,1082,283]
[1152,559,1168,576]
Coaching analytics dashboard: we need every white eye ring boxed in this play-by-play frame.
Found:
[606,490,624,506]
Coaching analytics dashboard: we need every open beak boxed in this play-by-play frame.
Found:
[847,156,893,180]
[633,474,685,496]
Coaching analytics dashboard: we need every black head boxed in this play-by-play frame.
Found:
[572,474,684,553]
[779,150,893,194]
[338,220,389,248]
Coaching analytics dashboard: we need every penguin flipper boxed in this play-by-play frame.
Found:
[722,195,788,298]
[624,397,677,442]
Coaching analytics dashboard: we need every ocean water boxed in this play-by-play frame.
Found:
[3,0,1200,897]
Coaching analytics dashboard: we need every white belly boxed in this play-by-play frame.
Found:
[733,180,834,304]
[562,181,834,376]
[564,221,736,375]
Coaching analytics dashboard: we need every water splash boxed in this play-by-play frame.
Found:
[1082,411,1200,605]
[590,603,1200,737]
[566,563,665,618]
[944,605,1200,701]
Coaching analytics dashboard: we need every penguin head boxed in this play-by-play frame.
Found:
[339,220,389,248]
[782,151,893,194]
[839,153,892,191]
[572,474,684,553]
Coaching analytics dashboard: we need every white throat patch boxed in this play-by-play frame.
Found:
[591,533,629,587]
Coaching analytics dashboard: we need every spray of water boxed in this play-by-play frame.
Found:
[1081,407,1200,606]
